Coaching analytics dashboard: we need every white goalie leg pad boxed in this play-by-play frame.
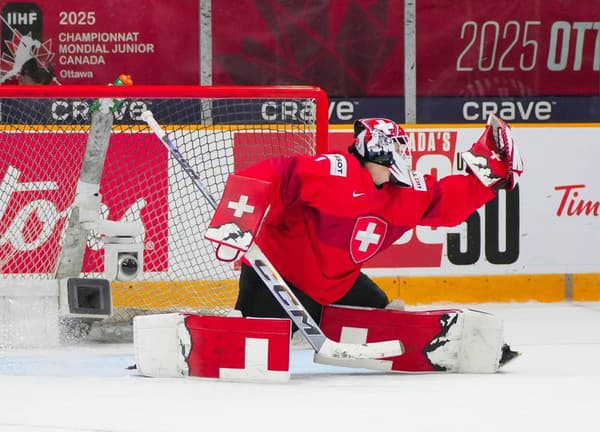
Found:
[134,313,291,381]
[133,313,191,378]
[316,305,504,373]
[459,309,504,373]
[429,309,504,373]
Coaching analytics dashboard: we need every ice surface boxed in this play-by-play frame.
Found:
[0,302,599,432]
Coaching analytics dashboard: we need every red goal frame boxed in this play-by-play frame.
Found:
[0,85,329,152]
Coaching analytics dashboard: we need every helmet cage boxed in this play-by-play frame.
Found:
[353,118,412,186]
[363,129,408,167]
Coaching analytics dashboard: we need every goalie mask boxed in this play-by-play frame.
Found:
[351,118,412,186]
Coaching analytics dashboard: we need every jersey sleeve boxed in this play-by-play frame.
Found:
[419,173,497,227]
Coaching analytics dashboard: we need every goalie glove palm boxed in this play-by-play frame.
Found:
[461,114,524,190]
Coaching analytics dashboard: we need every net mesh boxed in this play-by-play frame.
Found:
[0,91,321,326]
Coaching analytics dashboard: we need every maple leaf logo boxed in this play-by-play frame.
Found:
[0,28,55,83]
[214,0,399,96]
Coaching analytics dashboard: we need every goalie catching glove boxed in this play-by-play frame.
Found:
[461,114,524,190]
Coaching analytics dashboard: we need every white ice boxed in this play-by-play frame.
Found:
[0,301,599,432]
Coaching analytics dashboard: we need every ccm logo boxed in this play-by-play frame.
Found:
[463,100,552,121]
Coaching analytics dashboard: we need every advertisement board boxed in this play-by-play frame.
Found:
[0,1,199,84]
[416,2,600,122]
[417,1,600,97]
[1,1,597,122]
[2,121,599,306]
[0,131,169,274]
[212,0,404,97]
[329,124,600,276]
[417,96,600,123]
[3,123,598,278]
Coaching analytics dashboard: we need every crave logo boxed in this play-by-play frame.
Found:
[0,132,168,274]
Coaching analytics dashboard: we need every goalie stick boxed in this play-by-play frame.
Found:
[141,110,404,361]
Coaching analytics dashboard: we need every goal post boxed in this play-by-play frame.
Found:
[0,84,329,345]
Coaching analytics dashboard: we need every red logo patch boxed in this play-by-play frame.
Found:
[350,216,387,263]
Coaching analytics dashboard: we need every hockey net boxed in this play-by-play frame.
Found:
[0,85,328,333]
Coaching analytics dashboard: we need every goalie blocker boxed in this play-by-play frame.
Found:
[204,173,271,262]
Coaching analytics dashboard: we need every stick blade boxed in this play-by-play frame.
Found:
[317,337,404,360]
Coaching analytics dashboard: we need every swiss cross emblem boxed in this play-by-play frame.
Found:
[207,174,271,233]
[350,216,388,263]
[373,119,395,134]
[363,118,400,137]
[227,195,255,217]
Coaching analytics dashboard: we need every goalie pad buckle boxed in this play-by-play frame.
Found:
[204,174,271,261]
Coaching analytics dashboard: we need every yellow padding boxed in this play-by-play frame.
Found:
[573,274,600,301]
[111,279,238,310]
[110,273,600,311]
[374,274,566,304]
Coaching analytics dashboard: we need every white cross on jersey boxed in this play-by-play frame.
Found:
[228,195,255,218]
[374,119,394,135]
[354,222,381,252]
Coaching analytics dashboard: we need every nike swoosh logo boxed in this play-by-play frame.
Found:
[352,192,365,197]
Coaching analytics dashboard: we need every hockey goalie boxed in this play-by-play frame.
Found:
[205,114,521,372]
[135,113,522,379]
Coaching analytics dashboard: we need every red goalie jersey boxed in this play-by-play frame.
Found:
[237,153,496,305]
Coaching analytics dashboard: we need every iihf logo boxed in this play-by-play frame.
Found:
[0,3,55,84]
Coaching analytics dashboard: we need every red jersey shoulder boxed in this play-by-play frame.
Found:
[313,153,349,178]
[309,153,365,179]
